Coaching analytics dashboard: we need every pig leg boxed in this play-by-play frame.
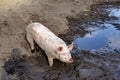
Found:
[48,57,54,67]
[46,52,54,66]
[26,34,34,51]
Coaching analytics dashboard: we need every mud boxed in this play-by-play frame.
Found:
[3,48,120,80]
[1,1,120,80]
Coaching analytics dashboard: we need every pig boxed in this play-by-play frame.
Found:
[26,22,73,66]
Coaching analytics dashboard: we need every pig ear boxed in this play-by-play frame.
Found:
[67,43,73,50]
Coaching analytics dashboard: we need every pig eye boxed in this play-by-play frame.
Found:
[58,47,63,51]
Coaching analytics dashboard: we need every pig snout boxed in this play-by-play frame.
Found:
[68,58,73,63]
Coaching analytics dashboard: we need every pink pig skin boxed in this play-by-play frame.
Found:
[26,22,73,66]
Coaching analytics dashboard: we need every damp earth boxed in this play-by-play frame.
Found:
[2,3,120,80]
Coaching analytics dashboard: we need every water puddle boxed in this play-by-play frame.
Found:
[74,6,120,51]
[74,23,120,51]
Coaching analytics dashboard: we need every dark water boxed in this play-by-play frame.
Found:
[74,6,120,51]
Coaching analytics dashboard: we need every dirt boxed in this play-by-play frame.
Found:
[0,0,94,79]
[2,48,120,80]
[0,0,120,80]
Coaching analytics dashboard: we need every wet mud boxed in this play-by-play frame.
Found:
[3,48,120,80]
[2,2,120,80]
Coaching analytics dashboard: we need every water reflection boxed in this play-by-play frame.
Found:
[74,23,120,50]
[108,32,120,49]
[74,6,120,51]
[108,7,120,18]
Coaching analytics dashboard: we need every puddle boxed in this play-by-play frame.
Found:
[74,23,120,51]
[74,6,120,51]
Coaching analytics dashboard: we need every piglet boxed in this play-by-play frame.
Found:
[26,22,73,66]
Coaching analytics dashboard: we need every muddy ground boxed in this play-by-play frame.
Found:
[0,0,120,80]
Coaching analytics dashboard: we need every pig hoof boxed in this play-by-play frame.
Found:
[31,50,35,53]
